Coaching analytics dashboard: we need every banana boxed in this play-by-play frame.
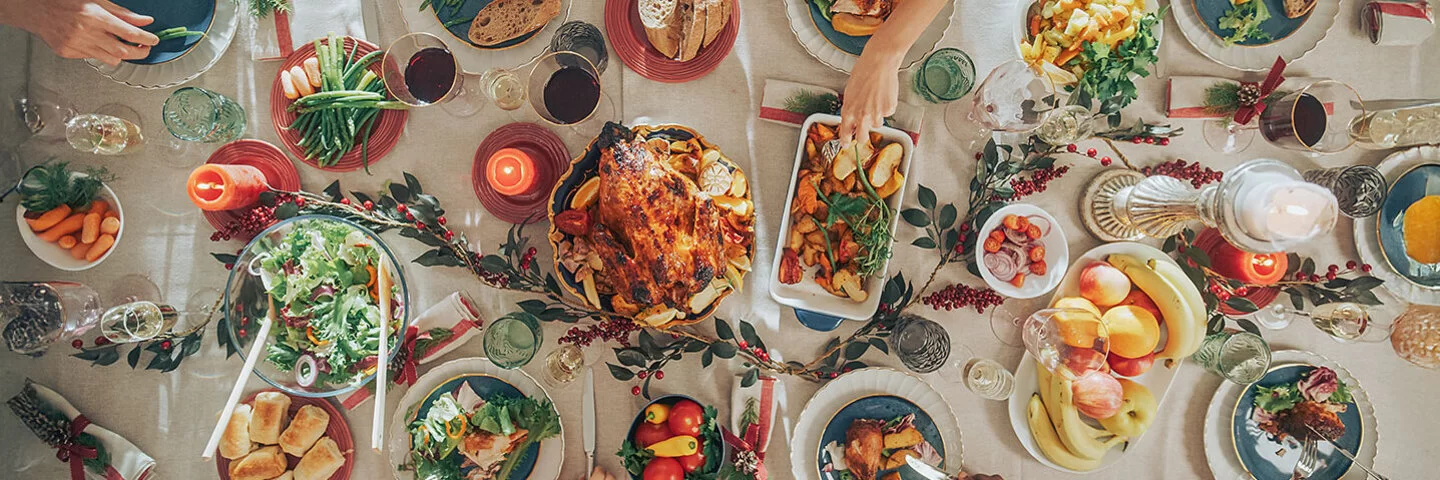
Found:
[1106,254,1200,360]
[1148,257,1209,357]
[1038,363,1125,460]
[1026,394,1105,472]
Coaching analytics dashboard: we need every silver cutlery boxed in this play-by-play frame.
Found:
[1292,437,1320,479]
[1307,425,1389,480]
[583,366,596,475]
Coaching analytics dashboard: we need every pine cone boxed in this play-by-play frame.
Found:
[1236,82,1262,107]
[732,450,760,475]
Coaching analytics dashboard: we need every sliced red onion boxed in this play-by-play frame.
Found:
[985,252,1018,281]
[1026,215,1052,236]
[295,354,318,387]
[1004,226,1030,244]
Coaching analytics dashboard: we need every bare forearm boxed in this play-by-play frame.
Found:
[864,0,948,57]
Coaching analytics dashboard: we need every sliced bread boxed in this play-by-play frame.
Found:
[701,0,731,48]
[677,0,706,61]
[1283,0,1315,18]
[641,0,681,58]
[468,0,562,47]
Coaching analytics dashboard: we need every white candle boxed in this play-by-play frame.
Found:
[1241,181,1337,241]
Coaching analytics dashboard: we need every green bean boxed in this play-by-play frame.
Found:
[153,27,205,42]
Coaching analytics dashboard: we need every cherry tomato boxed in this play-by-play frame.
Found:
[633,422,672,447]
[642,457,685,480]
[667,400,705,437]
[554,209,592,236]
[677,438,707,473]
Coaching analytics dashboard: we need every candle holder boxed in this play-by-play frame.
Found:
[1082,159,1339,253]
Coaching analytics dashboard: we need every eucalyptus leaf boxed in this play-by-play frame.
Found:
[917,185,936,209]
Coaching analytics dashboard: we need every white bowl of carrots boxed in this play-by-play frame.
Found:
[15,184,123,271]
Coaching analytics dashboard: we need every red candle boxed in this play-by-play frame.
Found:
[1207,238,1289,285]
[486,148,536,196]
[186,164,270,211]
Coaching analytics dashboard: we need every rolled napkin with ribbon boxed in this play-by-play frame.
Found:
[1166,74,1321,120]
[759,78,924,145]
[339,292,484,410]
[6,379,155,480]
[1362,1,1436,46]
[251,0,368,60]
[724,374,777,480]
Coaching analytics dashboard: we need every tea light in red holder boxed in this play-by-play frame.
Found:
[1201,231,1289,285]
[187,164,271,211]
[486,148,537,196]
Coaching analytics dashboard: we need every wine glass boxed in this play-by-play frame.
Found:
[1023,308,1110,380]
[1202,118,1257,154]
[944,60,1056,148]
[1252,302,1392,343]
[989,303,1026,348]
[1258,80,1365,154]
[66,104,145,156]
[381,32,489,117]
[528,50,615,136]
[948,341,1014,401]
[12,93,77,140]
[1,281,102,356]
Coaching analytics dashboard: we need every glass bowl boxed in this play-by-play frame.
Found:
[222,215,411,398]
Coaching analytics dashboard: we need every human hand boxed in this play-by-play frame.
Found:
[586,466,617,480]
[837,44,902,148]
[0,0,159,66]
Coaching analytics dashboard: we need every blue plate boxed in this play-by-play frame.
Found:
[817,395,946,479]
[806,2,867,56]
[410,374,540,480]
[1232,364,1362,480]
[1378,163,1440,289]
[795,309,846,332]
[1193,0,1312,46]
[113,0,215,65]
[431,0,542,50]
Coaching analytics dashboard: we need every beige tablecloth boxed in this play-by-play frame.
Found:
[3,0,1440,479]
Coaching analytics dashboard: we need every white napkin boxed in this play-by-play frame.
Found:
[729,375,777,457]
[339,292,484,410]
[10,380,156,480]
[251,0,368,60]
[1363,1,1436,46]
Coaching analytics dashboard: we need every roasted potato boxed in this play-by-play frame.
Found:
[883,427,924,449]
[796,216,819,233]
[868,143,903,188]
[883,450,917,470]
[788,228,805,250]
[874,172,905,199]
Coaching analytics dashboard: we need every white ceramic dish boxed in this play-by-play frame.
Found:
[782,0,955,73]
[1012,0,1165,86]
[15,184,123,271]
[395,0,571,74]
[1005,241,1188,474]
[974,203,1068,299]
[1203,350,1379,480]
[770,113,915,321]
[1172,0,1340,71]
[791,367,963,480]
[386,357,563,480]
[85,0,239,89]
[1358,145,1440,305]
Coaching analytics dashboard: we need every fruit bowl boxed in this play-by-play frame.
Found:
[622,394,730,479]
[975,203,1067,299]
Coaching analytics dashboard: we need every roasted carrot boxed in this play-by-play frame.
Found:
[85,234,115,262]
[58,235,77,249]
[1055,43,1083,67]
[26,205,71,232]
[1030,15,1042,37]
[100,216,121,235]
[80,213,101,244]
[38,214,85,242]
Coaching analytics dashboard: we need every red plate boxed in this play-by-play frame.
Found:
[471,123,569,224]
[215,389,354,480]
[1193,228,1282,315]
[604,0,739,83]
[270,37,407,172]
[201,139,301,239]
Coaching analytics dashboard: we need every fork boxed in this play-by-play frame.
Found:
[1307,425,1390,480]
[1292,437,1320,479]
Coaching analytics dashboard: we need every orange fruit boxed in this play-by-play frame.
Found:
[1101,306,1161,359]
[1053,298,1105,349]
[1404,195,1440,264]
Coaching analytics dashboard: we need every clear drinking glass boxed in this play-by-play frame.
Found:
[1253,302,1391,343]
[1301,165,1387,218]
[99,301,179,343]
[479,67,527,111]
[1034,104,1098,145]
[1258,80,1365,154]
[162,87,246,143]
[988,303,1026,348]
[948,341,1014,401]
[1191,330,1271,384]
[542,343,585,387]
[1022,308,1110,380]
[1,281,102,356]
[13,94,78,140]
[944,60,1056,146]
[484,312,542,369]
[381,32,488,117]
[889,315,951,374]
[913,48,975,104]
[1202,118,1257,154]
[528,50,611,130]
[65,113,143,155]
[550,21,609,74]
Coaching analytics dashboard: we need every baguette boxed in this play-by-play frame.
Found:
[701,0,731,48]
[467,0,562,47]
[1283,0,1315,18]
[640,0,681,58]
[677,0,706,62]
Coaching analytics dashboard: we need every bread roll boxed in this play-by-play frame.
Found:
[269,472,293,480]
[229,446,287,480]
[640,0,681,58]
[220,404,255,460]
[294,437,344,480]
[249,392,290,445]
[279,404,330,457]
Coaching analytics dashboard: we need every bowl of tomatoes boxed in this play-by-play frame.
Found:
[619,395,730,480]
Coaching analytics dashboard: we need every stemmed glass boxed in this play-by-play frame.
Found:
[948,341,1014,401]
[381,32,489,117]
[945,60,1056,148]
[527,50,616,136]
[159,87,246,165]
[1205,80,1366,155]
[1252,302,1392,343]
[1023,308,1111,380]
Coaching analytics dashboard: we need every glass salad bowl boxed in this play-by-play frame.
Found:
[223,215,411,398]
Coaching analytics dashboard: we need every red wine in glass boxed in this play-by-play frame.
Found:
[1260,93,1327,149]
[404,47,457,104]
[543,66,600,125]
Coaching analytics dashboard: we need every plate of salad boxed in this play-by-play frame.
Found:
[1231,364,1366,480]
[389,358,564,480]
[1173,0,1339,70]
[1016,0,1164,108]
[223,215,411,398]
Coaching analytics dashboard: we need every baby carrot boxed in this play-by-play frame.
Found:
[101,216,121,235]
[81,213,101,244]
[85,234,116,262]
[70,241,91,260]
[26,205,71,232]
[58,235,77,249]
[88,199,109,216]
[38,214,85,242]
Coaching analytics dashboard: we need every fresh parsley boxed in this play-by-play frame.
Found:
[16,162,112,213]
[617,440,655,477]
[1072,8,1165,110]
[1219,0,1273,46]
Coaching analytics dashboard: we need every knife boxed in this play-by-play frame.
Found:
[1306,426,1389,480]
[583,366,596,475]
[904,455,956,480]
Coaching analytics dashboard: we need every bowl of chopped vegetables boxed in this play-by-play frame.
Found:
[13,162,123,271]
[223,214,411,398]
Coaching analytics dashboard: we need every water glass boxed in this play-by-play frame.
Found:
[550,21,609,74]
[1302,165,1387,218]
[163,87,245,143]
[484,312,542,369]
[66,113,144,155]
[889,314,951,374]
[542,343,585,386]
[913,48,975,103]
[1191,330,1271,384]
[1,282,102,356]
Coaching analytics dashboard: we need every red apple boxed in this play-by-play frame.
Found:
[1062,348,1106,377]
[1079,263,1132,307]
[1108,351,1156,377]
[1071,371,1124,420]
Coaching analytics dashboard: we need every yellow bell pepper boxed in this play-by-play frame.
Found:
[644,403,670,424]
[648,435,699,458]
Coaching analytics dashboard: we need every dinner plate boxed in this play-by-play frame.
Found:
[471,122,570,224]
[396,0,571,73]
[1357,145,1440,305]
[201,139,301,238]
[1231,363,1363,480]
[603,0,740,83]
[215,389,354,480]
[1376,163,1440,290]
[791,368,963,480]
[816,395,947,479]
[1203,350,1379,480]
[1005,241,1190,474]
[1173,0,1340,71]
[782,0,955,73]
[1191,0,1312,46]
[387,357,564,480]
[268,37,408,172]
[86,0,239,88]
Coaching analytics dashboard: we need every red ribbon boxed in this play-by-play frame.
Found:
[1233,57,1289,125]
[54,415,97,480]
[393,326,421,386]
[721,427,768,480]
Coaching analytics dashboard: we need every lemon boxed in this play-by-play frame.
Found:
[570,177,600,210]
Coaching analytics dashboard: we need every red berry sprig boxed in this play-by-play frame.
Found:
[1006,165,1072,200]
[558,317,642,347]
[921,284,1005,313]
[1141,159,1223,189]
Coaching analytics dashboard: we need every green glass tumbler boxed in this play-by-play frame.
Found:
[1191,330,1272,384]
[162,87,245,143]
[914,48,976,103]
[484,311,542,369]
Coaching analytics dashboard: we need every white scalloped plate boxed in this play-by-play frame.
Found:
[395,0,572,73]
[84,0,239,89]
[1172,0,1340,71]
[791,368,963,480]
[781,0,954,73]
[1203,350,1379,480]
[1356,145,1440,305]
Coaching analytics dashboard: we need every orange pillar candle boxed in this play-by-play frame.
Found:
[486,148,536,196]
[1208,239,1289,285]
[187,164,271,211]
